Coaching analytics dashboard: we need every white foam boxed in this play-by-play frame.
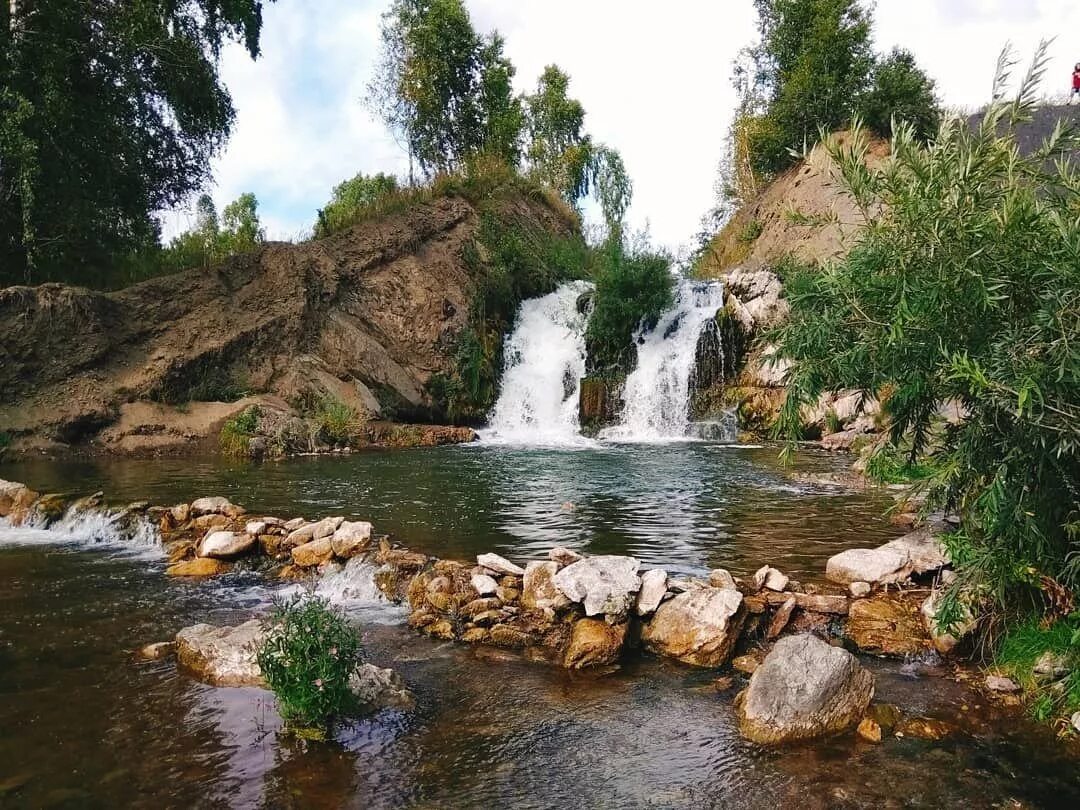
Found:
[0,507,162,557]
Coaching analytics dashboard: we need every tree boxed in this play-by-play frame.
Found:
[162,191,263,271]
[858,48,941,141]
[588,145,633,236]
[0,0,273,287]
[314,172,400,237]
[772,45,1080,621]
[523,65,592,203]
[476,33,524,166]
[221,192,264,253]
[736,0,874,178]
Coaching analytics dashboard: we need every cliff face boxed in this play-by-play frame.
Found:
[0,193,575,454]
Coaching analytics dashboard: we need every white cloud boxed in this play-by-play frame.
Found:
[182,0,1080,249]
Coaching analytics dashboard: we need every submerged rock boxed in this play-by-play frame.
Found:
[349,663,414,711]
[563,618,628,669]
[136,641,176,661]
[175,620,266,687]
[736,634,874,745]
[641,586,745,667]
[553,555,642,618]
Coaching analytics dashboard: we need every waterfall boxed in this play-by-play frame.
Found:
[483,280,594,445]
[602,279,728,442]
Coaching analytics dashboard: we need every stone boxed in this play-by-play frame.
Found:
[489,624,531,648]
[763,591,849,615]
[175,620,265,686]
[283,517,307,531]
[548,546,583,567]
[920,590,975,655]
[880,528,948,576]
[331,520,373,558]
[496,586,520,603]
[190,496,243,518]
[895,716,956,740]
[476,553,525,576]
[192,514,231,532]
[461,597,502,617]
[522,560,571,611]
[762,567,790,592]
[1071,711,1080,733]
[708,569,737,590]
[471,573,499,596]
[857,717,882,743]
[846,595,931,657]
[1033,651,1069,680]
[169,503,191,523]
[642,587,745,667]
[197,530,255,559]
[635,569,668,616]
[166,558,229,577]
[0,481,39,525]
[349,663,414,711]
[732,654,761,675]
[563,619,628,669]
[985,674,1020,693]
[752,566,770,591]
[292,537,335,567]
[736,634,875,745]
[849,581,871,598]
[245,520,268,536]
[553,555,642,618]
[826,547,908,586]
[136,641,175,661]
[766,596,797,640]
[283,516,343,549]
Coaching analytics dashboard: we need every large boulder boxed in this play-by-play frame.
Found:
[736,634,874,744]
[825,547,908,586]
[881,528,949,576]
[641,587,745,667]
[292,537,335,567]
[197,530,255,559]
[175,620,266,687]
[331,520,373,558]
[553,555,642,618]
[563,618,628,669]
[522,560,571,611]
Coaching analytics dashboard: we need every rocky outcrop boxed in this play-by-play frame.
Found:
[736,634,875,744]
[0,192,574,455]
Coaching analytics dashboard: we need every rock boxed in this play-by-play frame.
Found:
[1071,711,1080,733]
[895,716,956,740]
[495,585,520,603]
[331,520,373,558]
[766,596,797,640]
[880,528,948,576]
[283,516,343,549]
[708,569,737,590]
[826,547,909,586]
[175,620,265,686]
[985,674,1020,693]
[522,560,571,611]
[196,530,255,559]
[136,641,175,661]
[350,663,414,710]
[283,517,307,531]
[553,555,642,618]
[0,481,39,525]
[732,653,761,675]
[762,567,790,592]
[292,537,334,567]
[846,595,930,657]
[736,634,875,745]
[471,573,499,596]
[548,546,583,567]
[1033,651,1069,681]
[476,553,525,576]
[763,591,849,615]
[857,717,882,743]
[920,590,976,655]
[635,569,668,616]
[849,581,871,598]
[752,566,770,591]
[642,587,745,667]
[169,503,191,523]
[245,520,268,536]
[190,496,244,518]
[192,514,231,532]
[166,558,229,577]
[563,619,628,669]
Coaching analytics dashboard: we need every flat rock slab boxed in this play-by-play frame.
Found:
[737,633,874,745]
[176,620,266,687]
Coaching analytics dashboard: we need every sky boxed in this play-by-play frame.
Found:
[165,0,1080,250]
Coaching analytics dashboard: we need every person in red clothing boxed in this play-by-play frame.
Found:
[1073,63,1080,102]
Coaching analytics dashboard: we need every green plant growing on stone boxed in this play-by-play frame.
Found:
[220,406,260,458]
[772,44,1080,632]
[256,595,364,733]
[994,615,1080,723]
[314,396,362,445]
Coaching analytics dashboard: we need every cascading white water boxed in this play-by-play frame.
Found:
[0,506,161,556]
[483,280,594,445]
[601,279,727,442]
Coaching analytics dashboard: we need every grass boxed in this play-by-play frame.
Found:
[994,615,1080,725]
[313,396,362,445]
[863,444,939,485]
[219,406,260,458]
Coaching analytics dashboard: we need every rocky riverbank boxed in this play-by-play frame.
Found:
[5,474,1044,747]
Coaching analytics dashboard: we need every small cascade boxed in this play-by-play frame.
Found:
[602,279,730,442]
[0,506,161,556]
[313,558,387,607]
[483,280,594,445]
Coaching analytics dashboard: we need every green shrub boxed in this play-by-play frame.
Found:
[256,595,364,732]
[220,406,260,458]
[857,47,941,141]
[314,172,400,238]
[738,219,764,243]
[585,238,675,372]
[313,396,362,445]
[773,46,1080,622]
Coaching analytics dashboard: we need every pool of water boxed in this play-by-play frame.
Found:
[2,444,1078,808]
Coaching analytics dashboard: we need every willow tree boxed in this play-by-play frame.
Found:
[0,0,273,287]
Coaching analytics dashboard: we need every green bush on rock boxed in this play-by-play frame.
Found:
[219,406,260,458]
[256,595,364,733]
